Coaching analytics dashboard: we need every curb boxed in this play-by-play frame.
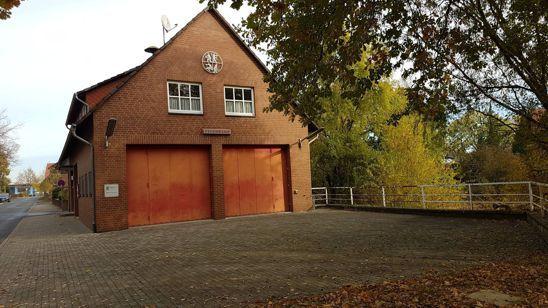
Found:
[322,205,527,220]
[0,199,39,249]
[0,210,28,250]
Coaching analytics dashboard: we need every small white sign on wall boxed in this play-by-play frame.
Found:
[104,184,119,198]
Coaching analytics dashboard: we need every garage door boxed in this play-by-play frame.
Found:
[127,146,211,227]
[223,147,288,217]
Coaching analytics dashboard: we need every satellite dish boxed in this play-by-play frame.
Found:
[161,15,178,45]
[161,15,172,31]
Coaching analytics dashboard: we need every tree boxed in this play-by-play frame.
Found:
[0,109,18,192]
[0,0,23,20]
[446,110,514,160]
[512,109,547,182]
[203,0,395,124]
[311,75,453,188]
[204,0,546,136]
[395,0,547,132]
[378,114,455,186]
[311,81,406,187]
[40,167,61,195]
[16,168,38,185]
[459,146,529,183]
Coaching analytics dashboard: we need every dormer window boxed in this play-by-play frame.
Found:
[167,81,203,114]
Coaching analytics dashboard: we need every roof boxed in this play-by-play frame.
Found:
[58,7,320,164]
[64,66,138,126]
[66,7,269,128]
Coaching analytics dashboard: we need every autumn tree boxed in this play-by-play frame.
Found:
[40,167,61,195]
[446,110,514,161]
[0,0,23,20]
[378,114,454,186]
[311,69,452,188]
[512,109,547,182]
[0,109,18,192]
[16,168,38,185]
[204,0,546,137]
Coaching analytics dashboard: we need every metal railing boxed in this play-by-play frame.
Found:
[312,181,547,216]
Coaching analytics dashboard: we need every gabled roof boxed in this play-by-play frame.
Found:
[65,66,138,126]
[67,7,269,127]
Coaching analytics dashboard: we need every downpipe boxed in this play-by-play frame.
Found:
[66,93,97,232]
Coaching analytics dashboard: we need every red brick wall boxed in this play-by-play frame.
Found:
[91,11,312,232]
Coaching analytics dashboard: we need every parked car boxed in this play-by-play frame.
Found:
[0,193,11,203]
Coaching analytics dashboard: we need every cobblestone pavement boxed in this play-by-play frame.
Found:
[0,208,545,306]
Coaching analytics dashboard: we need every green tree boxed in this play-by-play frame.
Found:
[311,81,407,187]
[204,0,546,135]
[446,110,514,160]
[312,77,452,188]
[0,0,24,20]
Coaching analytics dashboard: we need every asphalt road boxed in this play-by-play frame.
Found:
[0,197,34,244]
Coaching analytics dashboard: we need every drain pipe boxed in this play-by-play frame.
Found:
[298,127,324,148]
[66,93,97,232]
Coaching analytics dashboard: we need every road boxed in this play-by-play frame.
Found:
[0,197,34,244]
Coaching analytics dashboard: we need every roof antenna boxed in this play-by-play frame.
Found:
[161,15,178,45]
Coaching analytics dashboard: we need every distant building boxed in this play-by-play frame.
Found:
[44,162,56,179]
[9,184,36,196]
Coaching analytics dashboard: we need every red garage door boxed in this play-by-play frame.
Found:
[223,147,288,217]
[127,146,211,227]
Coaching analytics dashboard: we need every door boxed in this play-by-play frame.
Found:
[223,146,289,217]
[127,146,211,227]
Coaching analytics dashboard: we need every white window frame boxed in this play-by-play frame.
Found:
[166,81,204,115]
[224,86,255,117]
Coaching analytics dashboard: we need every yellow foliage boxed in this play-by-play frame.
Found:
[378,114,455,186]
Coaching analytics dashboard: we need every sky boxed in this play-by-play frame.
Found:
[0,0,258,182]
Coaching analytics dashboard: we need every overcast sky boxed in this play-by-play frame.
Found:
[0,0,257,181]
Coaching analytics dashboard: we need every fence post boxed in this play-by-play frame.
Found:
[350,187,354,206]
[324,187,329,206]
[528,182,534,211]
[382,186,386,207]
[420,186,426,208]
[468,184,473,210]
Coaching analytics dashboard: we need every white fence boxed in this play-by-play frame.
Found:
[312,181,547,215]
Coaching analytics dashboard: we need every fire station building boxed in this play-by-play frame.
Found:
[57,8,313,232]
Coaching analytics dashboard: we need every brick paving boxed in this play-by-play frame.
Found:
[0,208,545,306]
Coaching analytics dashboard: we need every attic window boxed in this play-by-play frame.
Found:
[167,81,203,114]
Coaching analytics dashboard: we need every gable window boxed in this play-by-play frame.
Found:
[224,86,254,116]
[167,81,203,114]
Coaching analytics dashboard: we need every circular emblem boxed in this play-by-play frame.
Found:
[57,179,65,187]
[202,51,223,74]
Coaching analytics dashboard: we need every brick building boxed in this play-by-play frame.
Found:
[57,8,314,232]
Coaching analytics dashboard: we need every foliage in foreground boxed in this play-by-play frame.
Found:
[204,0,547,136]
[252,254,548,307]
[0,0,23,20]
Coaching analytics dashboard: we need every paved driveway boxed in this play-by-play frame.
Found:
[0,209,545,306]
